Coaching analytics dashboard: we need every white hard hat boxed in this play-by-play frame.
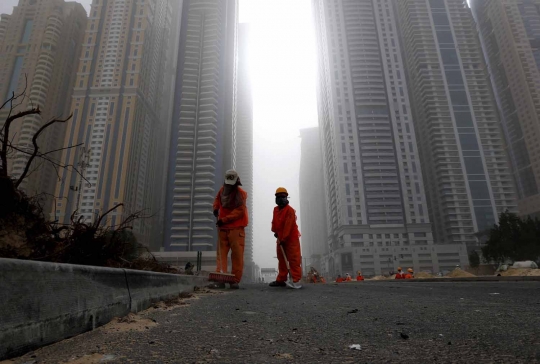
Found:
[224,169,239,185]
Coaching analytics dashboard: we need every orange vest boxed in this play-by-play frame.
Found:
[336,277,344,282]
[213,186,248,229]
[271,205,301,242]
[395,272,405,279]
[356,276,364,281]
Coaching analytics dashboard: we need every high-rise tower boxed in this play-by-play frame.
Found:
[312,0,434,276]
[164,0,238,251]
[236,23,254,278]
[0,0,86,213]
[54,0,174,247]
[471,0,540,218]
[396,0,518,247]
[299,127,328,270]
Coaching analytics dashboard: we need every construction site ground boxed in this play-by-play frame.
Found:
[3,281,540,363]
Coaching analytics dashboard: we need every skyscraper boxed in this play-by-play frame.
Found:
[299,127,328,271]
[0,0,86,213]
[236,23,254,279]
[312,0,435,276]
[396,0,518,247]
[470,0,540,218]
[164,0,238,252]
[53,0,174,247]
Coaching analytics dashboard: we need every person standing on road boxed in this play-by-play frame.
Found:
[356,271,364,281]
[269,187,302,289]
[212,169,248,289]
[405,268,414,279]
[395,267,405,279]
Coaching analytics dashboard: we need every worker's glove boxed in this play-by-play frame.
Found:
[213,209,219,218]
[216,219,224,227]
[274,233,278,238]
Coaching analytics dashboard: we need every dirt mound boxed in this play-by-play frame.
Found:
[415,272,435,278]
[501,268,540,277]
[369,275,389,280]
[102,313,158,333]
[446,268,476,278]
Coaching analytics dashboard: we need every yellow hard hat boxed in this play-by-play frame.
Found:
[275,187,288,196]
[408,268,413,273]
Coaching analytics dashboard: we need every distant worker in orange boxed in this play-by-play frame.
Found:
[336,275,344,283]
[405,268,414,279]
[320,276,326,283]
[356,271,364,281]
[345,273,352,282]
[213,169,248,289]
[395,267,406,279]
[269,187,302,289]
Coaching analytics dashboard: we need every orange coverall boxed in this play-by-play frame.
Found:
[271,205,302,283]
[213,186,248,283]
[345,276,352,282]
[356,276,364,281]
[404,273,414,279]
[336,277,344,283]
[395,272,405,279]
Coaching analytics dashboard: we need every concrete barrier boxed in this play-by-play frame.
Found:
[0,258,206,360]
[125,269,207,312]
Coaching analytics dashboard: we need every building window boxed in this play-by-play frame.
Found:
[20,20,33,43]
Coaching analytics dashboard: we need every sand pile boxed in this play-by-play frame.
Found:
[415,272,435,278]
[102,313,158,333]
[369,275,389,280]
[446,268,476,278]
[501,268,540,277]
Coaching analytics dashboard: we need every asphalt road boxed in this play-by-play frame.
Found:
[6,281,540,363]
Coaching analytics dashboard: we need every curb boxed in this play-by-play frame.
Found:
[0,258,208,360]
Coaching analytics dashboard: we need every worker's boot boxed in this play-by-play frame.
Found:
[269,281,286,287]
[229,283,240,289]
[286,280,303,289]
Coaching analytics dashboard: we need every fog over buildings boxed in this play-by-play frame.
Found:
[2,0,540,277]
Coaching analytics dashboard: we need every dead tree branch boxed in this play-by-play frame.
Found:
[14,113,73,188]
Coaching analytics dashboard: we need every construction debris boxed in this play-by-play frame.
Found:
[500,268,540,277]
[445,268,476,278]
[102,313,158,333]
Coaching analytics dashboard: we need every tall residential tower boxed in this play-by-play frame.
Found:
[471,0,540,218]
[54,0,174,246]
[164,0,238,251]
[0,0,86,213]
[299,127,328,271]
[312,0,434,276]
[396,0,518,247]
[236,23,255,279]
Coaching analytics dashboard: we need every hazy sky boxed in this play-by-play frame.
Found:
[239,0,318,269]
[0,0,318,270]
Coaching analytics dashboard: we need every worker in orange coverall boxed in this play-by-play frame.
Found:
[395,267,406,279]
[356,271,365,281]
[212,169,248,289]
[269,187,302,289]
[404,268,414,279]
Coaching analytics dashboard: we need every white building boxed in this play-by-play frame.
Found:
[312,0,435,276]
